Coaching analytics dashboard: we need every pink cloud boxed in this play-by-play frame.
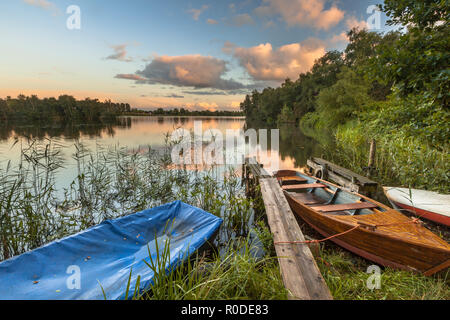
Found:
[207,18,219,25]
[23,0,59,15]
[346,17,368,30]
[105,44,133,62]
[135,54,245,90]
[224,39,326,81]
[187,5,209,21]
[255,0,345,30]
[115,74,147,81]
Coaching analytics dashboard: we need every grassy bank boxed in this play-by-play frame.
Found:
[1,138,448,300]
[300,93,449,194]
[0,138,287,300]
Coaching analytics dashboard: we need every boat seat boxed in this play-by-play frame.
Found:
[287,192,327,205]
[310,202,378,213]
[282,184,327,192]
[278,176,308,185]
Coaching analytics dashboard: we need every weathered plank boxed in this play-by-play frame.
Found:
[311,158,377,186]
[259,178,332,300]
[307,158,378,195]
[282,184,327,191]
[278,176,308,185]
[311,202,378,213]
[246,157,272,178]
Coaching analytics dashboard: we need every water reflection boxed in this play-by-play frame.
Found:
[0,118,132,141]
[245,119,336,169]
[0,116,331,172]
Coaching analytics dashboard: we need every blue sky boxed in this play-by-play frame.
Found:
[0,0,391,110]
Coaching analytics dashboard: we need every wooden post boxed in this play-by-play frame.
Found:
[367,139,376,177]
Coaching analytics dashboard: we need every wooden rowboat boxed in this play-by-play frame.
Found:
[274,170,450,276]
[383,187,450,227]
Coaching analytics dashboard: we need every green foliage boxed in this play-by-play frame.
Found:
[370,0,450,105]
[276,104,295,124]
[240,0,448,193]
[242,51,345,124]
[380,0,449,29]
[138,239,288,300]
[334,95,450,193]
[318,247,450,300]
[315,68,372,128]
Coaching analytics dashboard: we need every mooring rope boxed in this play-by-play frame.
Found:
[274,218,422,245]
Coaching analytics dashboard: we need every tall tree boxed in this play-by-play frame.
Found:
[372,0,450,106]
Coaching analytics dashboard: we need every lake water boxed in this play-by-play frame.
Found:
[0,116,330,187]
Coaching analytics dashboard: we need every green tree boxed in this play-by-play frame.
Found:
[316,67,372,127]
[371,0,450,105]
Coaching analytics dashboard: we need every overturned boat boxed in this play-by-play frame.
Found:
[275,170,450,276]
[0,201,222,300]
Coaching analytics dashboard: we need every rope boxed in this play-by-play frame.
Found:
[274,217,422,246]
[274,225,359,245]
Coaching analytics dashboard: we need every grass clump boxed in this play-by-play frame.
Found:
[317,246,450,300]
[136,238,288,300]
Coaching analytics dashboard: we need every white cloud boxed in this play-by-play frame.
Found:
[23,0,59,15]
[105,44,133,62]
[207,18,219,25]
[227,13,254,27]
[119,55,246,91]
[254,0,345,30]
[346,17,368,30]
[187,5,209,21]
[224,39,326,81]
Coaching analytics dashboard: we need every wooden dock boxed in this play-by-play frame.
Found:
[307,157,378,197]
[244,158,332,300]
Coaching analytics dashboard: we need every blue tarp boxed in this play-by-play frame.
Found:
[0,201,222,300]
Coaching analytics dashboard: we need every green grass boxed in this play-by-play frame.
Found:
[0,138,288,300]
[134,238,288,300]
[316,246,450,300]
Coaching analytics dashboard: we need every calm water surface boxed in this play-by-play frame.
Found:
[0,116,330,187]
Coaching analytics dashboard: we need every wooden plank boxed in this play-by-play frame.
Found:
[282,184,326,191]
[287,192,326,205]
[279,176,308,185]
[259,178,332,300]
[311,202,378,213]
[312,158,377,186]
[245,157,271,178]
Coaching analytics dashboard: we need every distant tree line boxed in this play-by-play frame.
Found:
[126,107,244,117]
[0,95,131,122]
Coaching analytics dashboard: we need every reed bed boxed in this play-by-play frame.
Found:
[0,138,287,300]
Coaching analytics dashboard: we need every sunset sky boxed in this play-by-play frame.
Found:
[0,0,392,111]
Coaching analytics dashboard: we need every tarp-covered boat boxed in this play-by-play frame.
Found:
[275,170,450,276]
[0,201,222,300]
[383,187,450,227]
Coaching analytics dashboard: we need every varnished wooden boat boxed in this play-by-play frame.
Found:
[274,170,450,276]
